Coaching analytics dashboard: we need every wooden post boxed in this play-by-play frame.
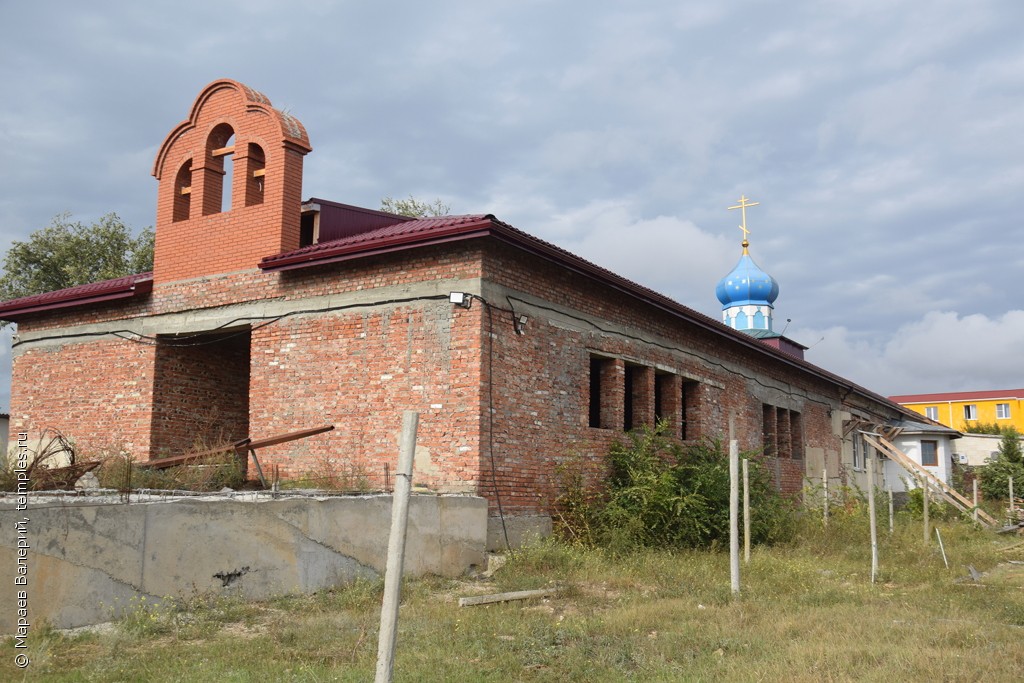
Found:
[730,440,740,595]
[868,450,878,584]
[375,411,419,683]
[973,478,979,523]
[743,458,751,564]
[922,479,930,545]
[888,487,894,535]
[823,469,829,528]
[1011,477,1016,516]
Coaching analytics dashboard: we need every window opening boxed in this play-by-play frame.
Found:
[789,410,804,459]
[220,134,235,212]
[203,123,235,215]
[244,143,265,207]
[762,404,777,457]
[589,357,603,428]
[681,380,699,440]
[173,161,192,222]
[921,440,938,467]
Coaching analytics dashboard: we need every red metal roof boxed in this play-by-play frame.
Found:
[0,272,153,320]
[889,389,1024,403]
[260,213,495,270]
[304,198,413,243]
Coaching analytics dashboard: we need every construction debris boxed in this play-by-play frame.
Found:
[20,429,101,491]
[458,587,563,607]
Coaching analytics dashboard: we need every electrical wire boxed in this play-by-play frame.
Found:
[481,296,512,552]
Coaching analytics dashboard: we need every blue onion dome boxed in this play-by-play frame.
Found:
[715,249,780,309]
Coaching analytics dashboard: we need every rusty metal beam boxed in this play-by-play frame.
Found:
[141,425,334,470]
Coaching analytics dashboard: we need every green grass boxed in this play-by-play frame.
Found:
[5,514,1024,682]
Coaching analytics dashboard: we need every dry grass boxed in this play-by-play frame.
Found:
[5,515,1023,682]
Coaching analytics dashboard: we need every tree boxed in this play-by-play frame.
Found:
[0,213,153,302]
[380,195,451,218]
[997,427,1023,464]
[978,428,1024,500]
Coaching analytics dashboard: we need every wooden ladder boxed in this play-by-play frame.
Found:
[862,433,999,528]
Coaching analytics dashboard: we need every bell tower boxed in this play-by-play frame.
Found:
[151,79,312,284]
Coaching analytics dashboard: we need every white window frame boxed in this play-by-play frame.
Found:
[996,403,1011,419]
[963,404,977,421]
[924,406,938,421]
[852,433,864,471]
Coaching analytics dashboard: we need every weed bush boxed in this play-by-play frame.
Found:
[557,423,795,552]
[977,429,1024,503]
[900,487,962,522]
[96,451,247,492]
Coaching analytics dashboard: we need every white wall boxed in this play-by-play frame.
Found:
[955,433,1008,467]
[882,434,954,493]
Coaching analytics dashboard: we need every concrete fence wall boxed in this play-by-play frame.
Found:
[1,493,487,632]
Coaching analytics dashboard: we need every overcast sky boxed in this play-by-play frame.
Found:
[1,0,1023,412]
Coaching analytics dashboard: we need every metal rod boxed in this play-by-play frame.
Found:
[249,448,267,489]
[935,527,949,569]
[375,411,419,683]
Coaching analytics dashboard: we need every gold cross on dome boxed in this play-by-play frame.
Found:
[728,195,759,247]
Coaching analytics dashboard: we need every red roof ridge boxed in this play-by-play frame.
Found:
[890,389,1024,403]
[0,272,153,320]
[259,213,494,270]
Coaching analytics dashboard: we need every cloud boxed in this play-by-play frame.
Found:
[530,200,735,312]
[796,310,1024,396]
[1,0,1023,407]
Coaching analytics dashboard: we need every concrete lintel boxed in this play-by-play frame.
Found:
[14,277,484,353]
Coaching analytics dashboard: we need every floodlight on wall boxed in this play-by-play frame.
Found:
[514,314,529,335]
[449,292,472,309]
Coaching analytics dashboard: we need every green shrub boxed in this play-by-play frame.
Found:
[96,451,247,492]
[900,487,960,522]
[557,422,795,552]
[977,454,1024,502]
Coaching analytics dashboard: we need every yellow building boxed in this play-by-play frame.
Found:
[889,389,1024,433]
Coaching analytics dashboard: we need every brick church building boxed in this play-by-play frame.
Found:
[1,79,936,544]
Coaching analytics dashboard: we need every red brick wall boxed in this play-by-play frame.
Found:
[10,339,156,456]
[477,242,845,512]
[246,303,484,491]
